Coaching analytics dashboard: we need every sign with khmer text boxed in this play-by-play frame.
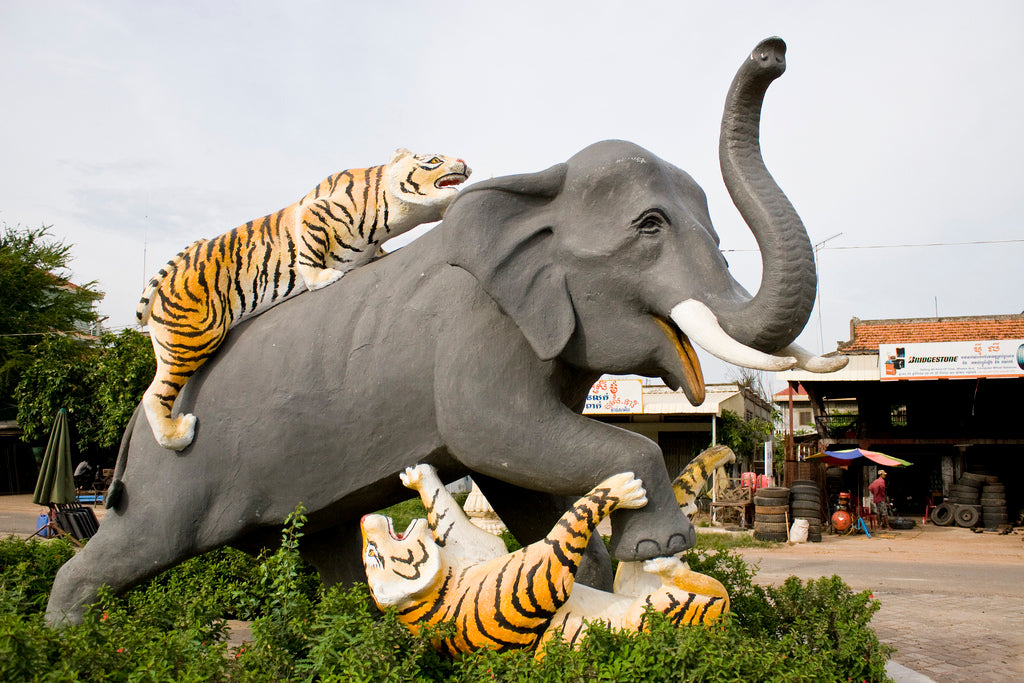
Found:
[583,378,643,414]
[879,340,1024,380]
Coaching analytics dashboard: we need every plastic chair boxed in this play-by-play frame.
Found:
[857,505,877,530]
[922,495,935,525]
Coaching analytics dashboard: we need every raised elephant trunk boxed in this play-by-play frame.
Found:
[713,37,816,354]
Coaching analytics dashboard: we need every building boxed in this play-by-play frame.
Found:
[584,378,774,477]
[773,383,857,439]
[779,314,1024,517]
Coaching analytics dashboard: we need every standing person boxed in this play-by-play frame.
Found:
[868,470,889,529]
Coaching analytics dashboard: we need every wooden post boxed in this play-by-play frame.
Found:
[787,381,796,461]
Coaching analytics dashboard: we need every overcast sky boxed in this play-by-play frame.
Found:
[3,1,1022,386]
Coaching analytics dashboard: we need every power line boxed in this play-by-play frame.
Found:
[0,332,81,337]
[0,325,138,338]
[723,238,1024,253]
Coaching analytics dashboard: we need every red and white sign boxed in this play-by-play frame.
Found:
[583,378,643,414]
[879,340,1024,380]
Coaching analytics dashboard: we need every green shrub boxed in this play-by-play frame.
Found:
[0,508,892,682]
[0,583,234,682]
[0,535,76,614]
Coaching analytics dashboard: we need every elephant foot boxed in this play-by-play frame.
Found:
[606,505,696,561]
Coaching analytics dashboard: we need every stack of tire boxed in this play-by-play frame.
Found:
[930,472,993,527]
[789,480,824,542]
[948,472,984,527]
[753,486,790,542]
[980,479,1008,528]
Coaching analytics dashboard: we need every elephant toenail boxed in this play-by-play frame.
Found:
[635,539,661,557]
[669,531,695,551]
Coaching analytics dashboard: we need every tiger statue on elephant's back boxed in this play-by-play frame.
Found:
[136,149,470,451]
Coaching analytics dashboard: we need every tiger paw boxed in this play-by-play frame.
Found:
[400,466,425,490]
[600,472,648,510]
[155,413,197,451]
[400,464,437,492]
[305,268,344,291]
[642,556,687,582]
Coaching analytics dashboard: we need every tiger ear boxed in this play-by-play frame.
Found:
[444,164,574,361]
[390,148,413,164]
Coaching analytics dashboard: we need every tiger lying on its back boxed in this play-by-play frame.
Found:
[361,465,728,656]
[137,149,470,451]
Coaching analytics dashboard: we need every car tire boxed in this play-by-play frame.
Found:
[929,503,955,526]
[755,487,790,500]
[955,505,981,527]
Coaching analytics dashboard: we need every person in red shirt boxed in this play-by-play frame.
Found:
[867,470,889,529]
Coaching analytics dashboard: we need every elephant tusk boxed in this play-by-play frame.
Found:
[670,300,798,371]
[777,343,849,373]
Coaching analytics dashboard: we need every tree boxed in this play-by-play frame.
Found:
[12,334,95,452]
[728,366,772,405]
[718,409,774,466]
[80,329,155,450]
[726,367,786,475]
[0,224,104,411]
[14,330,154,460]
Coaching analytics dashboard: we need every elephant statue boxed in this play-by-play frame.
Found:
[47,36,844,625]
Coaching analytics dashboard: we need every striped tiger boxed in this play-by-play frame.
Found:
[671,444,737,516]
[136,149,471,451]
[361,465,728,656]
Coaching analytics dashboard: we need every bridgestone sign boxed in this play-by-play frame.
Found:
[879,340,1024,380]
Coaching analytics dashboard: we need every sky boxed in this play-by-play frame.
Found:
[3,1,1023,388]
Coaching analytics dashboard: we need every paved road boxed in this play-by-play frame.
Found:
[738,526,1024,683]
[0,494,108,537]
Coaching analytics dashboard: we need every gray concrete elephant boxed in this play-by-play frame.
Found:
[47,37,844,625]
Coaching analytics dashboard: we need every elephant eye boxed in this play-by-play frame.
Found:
[632,209,669,236]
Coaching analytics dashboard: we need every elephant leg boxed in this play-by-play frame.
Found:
[299,522,367,588]
[444,397,695,562]
[46,486,231,626]
[437,314,695,563]
[471,475,613,591]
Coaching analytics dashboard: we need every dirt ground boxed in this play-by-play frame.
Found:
[737,518,1024,565]
[733,522,1024,683]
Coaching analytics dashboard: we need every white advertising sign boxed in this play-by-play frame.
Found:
[583,378,643,414]
[879,340,1024,380]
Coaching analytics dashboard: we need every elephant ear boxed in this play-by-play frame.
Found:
[444,163,574,361]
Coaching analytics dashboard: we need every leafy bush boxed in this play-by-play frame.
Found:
[14,329,155,457]
[0,510,892,682]
[0,535,76,614]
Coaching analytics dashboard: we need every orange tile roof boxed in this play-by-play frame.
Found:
[837,314,1024,353]
[772,384,808,399]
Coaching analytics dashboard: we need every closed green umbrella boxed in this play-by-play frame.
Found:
[32,408,76,506]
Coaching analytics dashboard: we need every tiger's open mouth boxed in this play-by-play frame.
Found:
[388,516,423,540]
[436,173,468,189]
